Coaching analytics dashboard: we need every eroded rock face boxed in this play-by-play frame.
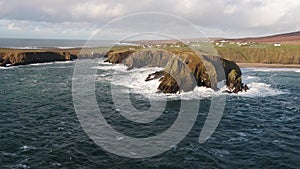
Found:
[226,70,249,93]
[0,52,77,67]
[105,49,173,69]
[105,49,247,93]
[145,71,164,82]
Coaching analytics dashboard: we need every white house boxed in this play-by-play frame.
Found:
[220,40,228,43]
[274,43,281,47]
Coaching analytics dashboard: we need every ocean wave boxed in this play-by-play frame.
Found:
[242,75,260,84]
[95,64,287,100]
[27,61,74,66]
[57,46,83,49]
[244,75,259,80]
[99,61,113,65]
[92,64,128,71]
[248,68,300,73]
[29,62,54,66]
[181,81,286,99]
[110,67,163,91]
[4,46,42,50]
[53,61,74,64]
[0,66,14,70]
[4,46,85,50]
[0,61,74,70]
[234,82,287,97]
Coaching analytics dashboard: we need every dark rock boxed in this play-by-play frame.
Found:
[105,49,247,93]
[145,71,164,82]
[0,52,77,67]
[244,84,249,92]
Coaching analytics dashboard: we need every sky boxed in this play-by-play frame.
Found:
[0,0,300,40]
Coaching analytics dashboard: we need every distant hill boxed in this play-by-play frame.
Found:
[225,31,300,45]
[127,31,300,45]
[215,31,300,64]
[125,38,221,45]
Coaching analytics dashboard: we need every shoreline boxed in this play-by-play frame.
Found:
[1,48,300,69]
[237,63,300,68]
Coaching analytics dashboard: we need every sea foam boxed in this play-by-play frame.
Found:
[95,63,288,100]
[248,68,300,73]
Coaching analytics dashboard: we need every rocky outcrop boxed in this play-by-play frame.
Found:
[145,71,164,82]
[105,49,173,69]
[226,69,249,93]
[105,49,247,93]
[0,52,77,67]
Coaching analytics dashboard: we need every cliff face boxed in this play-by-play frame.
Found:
[0,52,77,67]
[105,49,173,69]
[105,49,247,93]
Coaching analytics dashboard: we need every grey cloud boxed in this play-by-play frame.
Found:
[0,0,299,39]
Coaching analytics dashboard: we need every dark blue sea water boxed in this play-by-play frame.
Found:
[0,38,133,49]
[0,60,299,168]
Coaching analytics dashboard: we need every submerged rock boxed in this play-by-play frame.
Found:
[145,71,164,82]
[105,49,247,93]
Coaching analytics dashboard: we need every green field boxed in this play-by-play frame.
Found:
[1,42,300,64]
[215,44,300,64]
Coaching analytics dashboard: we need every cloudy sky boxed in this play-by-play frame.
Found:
[0,0,300,40]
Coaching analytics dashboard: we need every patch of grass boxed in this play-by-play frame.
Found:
[216,44,300,64]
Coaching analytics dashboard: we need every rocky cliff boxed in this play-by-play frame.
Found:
[0,52,77,67]
[105,49,247,93]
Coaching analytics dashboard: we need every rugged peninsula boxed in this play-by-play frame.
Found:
[0,51,77,67]
[0,48,81,67]
[2,31,300,94]
[0,46,127,67]
[104,49,248,93]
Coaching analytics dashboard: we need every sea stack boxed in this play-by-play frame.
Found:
[0,52,77,67]
[104,49,247,93]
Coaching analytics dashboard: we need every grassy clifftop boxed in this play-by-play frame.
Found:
[216,44,300,64]
[105,49,245,93]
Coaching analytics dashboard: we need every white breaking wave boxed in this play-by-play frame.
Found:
[6,46,41,50]
[94,63,288,100]
[234,82,287,97]
[29,62,54,66]
[244,75,259,80]
[242,75,260,85]
[248,68,300,73]
[53,61,74,64]
[0,66,13,70]
[93,64,128,71]
[57,46,83,49]
[180,86,217,100]
[27,61,74,66]
[110,67,164,98]
[0,61,74,70]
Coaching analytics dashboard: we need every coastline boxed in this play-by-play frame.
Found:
[237,63,300,68]
[1,48,300,69]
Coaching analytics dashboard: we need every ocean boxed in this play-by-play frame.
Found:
[0,38,134,49]
[0,39,299,168]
